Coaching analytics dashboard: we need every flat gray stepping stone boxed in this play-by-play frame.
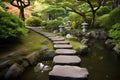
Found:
[49,65,89,80]
[48,36,60,39]
[53,55,81,66]
[54,44,72,49]
[55,49,76,55]
[51,38,64,41]
[53,41,69,44]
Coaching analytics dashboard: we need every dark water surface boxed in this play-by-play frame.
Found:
[19,40,120,80]
[80,40,120,80]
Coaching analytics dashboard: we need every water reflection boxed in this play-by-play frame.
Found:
[80,40,120,80]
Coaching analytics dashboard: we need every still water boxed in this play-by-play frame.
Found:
[19,40,120,80]
[80,40,120,80]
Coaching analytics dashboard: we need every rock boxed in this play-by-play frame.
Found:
[113,44,120,54]
[49,65,89,80]
[53,41,69,44]
[5,63,24,80]
[42,50,55,61]
[55,49,76,55]
[105,39,115,49]
[25,51,40,65]
[34,63,50,73]
[53,55,81,66]
[79,44,88,54]
[90,31,97,39]
[98,30,108,40]
[54,44,73,49]
[0,60,11,69]
[41,39,48,44]
[80,38,89,44]
[66,34,72,39]
[40,46,48,51]
[21,60,30,68]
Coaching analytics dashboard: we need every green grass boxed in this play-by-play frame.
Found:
[65,37,81,50]
[0,30,53,61]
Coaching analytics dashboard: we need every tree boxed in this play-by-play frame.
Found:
[43,0,107,27]
[10,0,30,21]
[83,0,105,27]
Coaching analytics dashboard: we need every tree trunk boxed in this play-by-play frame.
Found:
[19,8,25,21]
[90,11,95,28]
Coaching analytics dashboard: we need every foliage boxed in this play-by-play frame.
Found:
[95,6,120,29]
[0,11,27,39]
[44,20,63,31]
[42,5,66,20]
[68,12,83,29]
[95,14,111,29]
[109,6,120,25]
[25,16,42,27]
[109,23,120,39]
[0,6,5,12]
[96,6,111,16]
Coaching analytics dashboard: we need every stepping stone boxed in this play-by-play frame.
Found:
[53,41,69,44]
[49,65,89,80]
[55,49,76,55]
[51,38,64,41]
[54,44,72,49]
[53,55,81,66]
[48,36,60,39]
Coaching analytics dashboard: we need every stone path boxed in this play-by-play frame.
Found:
[28,27,89,80]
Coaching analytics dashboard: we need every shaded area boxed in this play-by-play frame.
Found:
[80,40,120,80]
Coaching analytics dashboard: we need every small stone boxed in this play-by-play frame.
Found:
[25,51,39,65]
[5,63,24,79]
[40,46,48,51]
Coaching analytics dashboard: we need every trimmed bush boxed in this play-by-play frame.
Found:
[95,14,111,29]
[25,16,42,27]
[109,6,120,25]
[44,20,63,31]
[96,6,111,16]
[109,23,120,39]
[0,11,27,39]
[68,12,83,29]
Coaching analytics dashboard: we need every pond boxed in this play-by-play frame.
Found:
[80,40,120,80]
[18,40,120,80]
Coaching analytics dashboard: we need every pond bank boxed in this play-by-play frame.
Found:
[80,40,120,80]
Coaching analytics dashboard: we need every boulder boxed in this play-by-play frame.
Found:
[42,50,55,61]
[79,44,88,54]
[49,65,89,80]
[0,60,11,69]
[5,63,24,80]
[105,39,115,49]
[97,30,108,40]
[25,51,40,65]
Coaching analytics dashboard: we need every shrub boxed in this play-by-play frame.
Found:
[0,6,5,12]
[0,11,27,39]
[109,23,120,40]
[95,14,111,29]
[109,6,120,25]
[25,16,42,27]
[96,6,111,16]
[45,20,63,31]
[68,12,83,29]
